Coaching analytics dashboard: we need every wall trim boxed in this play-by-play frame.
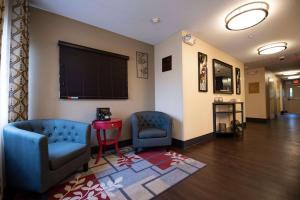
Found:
[172,132,215,149]
[91,133,216,153]
[246,117,269,123]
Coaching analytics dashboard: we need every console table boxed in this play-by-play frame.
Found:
[213,102,244,136]
[92,118,122,164]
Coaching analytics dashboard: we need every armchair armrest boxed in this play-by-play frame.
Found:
[3,125,48,192]
[159,114,172,136]
[130,114,140,139]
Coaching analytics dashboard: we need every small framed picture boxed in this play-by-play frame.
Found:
[198,52,208,92]
[162,55,172,72]
[236,68,241,94]
[249,82,259,94]
[136,51,148,79]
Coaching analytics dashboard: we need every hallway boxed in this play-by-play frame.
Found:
[158,114,300,200]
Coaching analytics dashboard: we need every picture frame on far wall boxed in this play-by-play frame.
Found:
[162,55,172,72]
[198,52,208,92]
[236,68,241,95]
[136,51,148,79]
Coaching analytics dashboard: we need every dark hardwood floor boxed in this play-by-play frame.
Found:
[157,114,300,200]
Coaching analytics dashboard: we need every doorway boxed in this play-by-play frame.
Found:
[283,81,300,114]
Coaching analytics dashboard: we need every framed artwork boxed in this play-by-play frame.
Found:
[249,82,259,93]
[236,68,241,94]
[162,55,172,72]
[198,52,208,92]
[212,59,233,94]
[136,51,148,79]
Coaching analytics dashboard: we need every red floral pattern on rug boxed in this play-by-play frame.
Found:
[49,174,109,200]
[138,150,188,170]
[117,155,140,167]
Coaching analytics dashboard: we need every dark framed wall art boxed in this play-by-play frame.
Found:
[212,59,233,94]
[162,55,172,72]
[198,52,208,92]
[136,51,148,79]
[236,68,241,94]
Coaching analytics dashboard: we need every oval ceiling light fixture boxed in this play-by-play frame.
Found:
[257,42,287,55]
[287,75,300,80]
[225,1,269,31]
[280,70,299,76]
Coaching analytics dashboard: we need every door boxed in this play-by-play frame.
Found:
[285,83,300,114]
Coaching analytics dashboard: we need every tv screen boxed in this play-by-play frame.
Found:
[58,41,129,99]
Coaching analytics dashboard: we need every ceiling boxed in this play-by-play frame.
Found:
[245,52,300,72]
[29,0,300,70]
[246,52,300,80]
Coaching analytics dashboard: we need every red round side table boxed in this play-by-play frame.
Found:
[92,118,122,164]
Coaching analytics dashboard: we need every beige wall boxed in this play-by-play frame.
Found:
[29,8,155,144]
[181,31,245,140]
[245,67,268,119]
[155,31,245,141]
[154,32,184,140]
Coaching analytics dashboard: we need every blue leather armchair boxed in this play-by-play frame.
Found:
[131,111,172,151]
[3,119,91,193]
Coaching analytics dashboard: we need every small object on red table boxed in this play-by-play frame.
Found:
[92,118,123,164]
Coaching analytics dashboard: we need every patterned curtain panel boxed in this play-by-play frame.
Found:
[8,0,29,122]
[0,0,4,61]
[0,0,4,198]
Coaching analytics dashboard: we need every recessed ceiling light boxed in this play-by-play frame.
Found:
[151,17,161,24]
[287,75,300,80]
[257,42,287,55]
[225,2,269,31]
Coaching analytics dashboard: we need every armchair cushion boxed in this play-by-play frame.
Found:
[48,142,87,170]
[139,128,166,139]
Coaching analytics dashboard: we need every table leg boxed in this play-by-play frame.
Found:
[114,142,122,157]
[103,129,106,139]
[115,127,122,157]
[95,129,102,164]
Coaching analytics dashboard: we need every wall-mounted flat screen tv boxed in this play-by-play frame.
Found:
[59,41,129,99]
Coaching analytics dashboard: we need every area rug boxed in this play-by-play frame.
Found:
[17,147,206,200]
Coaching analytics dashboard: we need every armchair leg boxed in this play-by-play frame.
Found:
[134,147,142,154]
[134,148,139,153]
[83,163,89,172]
